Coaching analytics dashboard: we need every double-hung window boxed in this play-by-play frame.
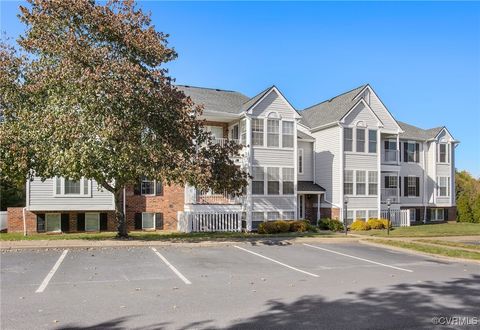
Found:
[252,167,264,195]
[142,212,155,229]
[344,170,354,195]
[437,176,450,197]
[298,149,304,174]
[356,170,366,195]
[407,176,418,197]
[282,211,295,220]
[356,210,367,221]
[368,171,378,195]
[356,128,365,152]
[282,168,294,195]
[252,119,264,146]
[368,130,377,153]
[267,167,280,195]
[384,140,397,162]
[344,128,353,152]
[282,121,294,148]
[431,209,444,221]
[404,142,419,163]
[438,144,449,163]
[46,213,61,232]
[141,177,155,195]
[85,213,100,232]
[54,177,90,196]
[267,119,279,147]
[267,212,280,221]
[240,119,246,144]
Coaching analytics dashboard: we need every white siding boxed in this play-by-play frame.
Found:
[368,90,400,132]
[344,154,377,170]
[252,149,294,166]
[298,141,313,181]
[251,90,295,119]
[28,177,114,211]
[343,102,379,127]
[311,126,341,205]
[347,196,378,209]
[252,196,295,211]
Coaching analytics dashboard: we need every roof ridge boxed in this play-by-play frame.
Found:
[176,84,238,93]
[242,85,273,105]
[303,84,367,112]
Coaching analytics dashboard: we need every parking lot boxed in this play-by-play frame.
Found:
[1,241,479,329]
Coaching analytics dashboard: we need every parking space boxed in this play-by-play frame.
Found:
[1,241,479,329]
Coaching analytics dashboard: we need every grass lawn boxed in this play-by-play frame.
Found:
[367,239,480,261]
[414,239,480,251]
[0,230,338,242]
[352,222,480,237]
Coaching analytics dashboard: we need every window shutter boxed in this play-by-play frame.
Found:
[415,143,420,163]
[37,214,46,233]
[384,141,389,150]
[155,213,164,230]
[155,181,163,196]
[416,208,421,221]
[415,177,420,196]
[426,208,431,221]
[403,142,408,162]
[404,177,408,196]
[61,213,70,232]
[384,177,389,188]
[399,177,402,194]
[77,213,85,231]
[100,213,108,231]
[443,208,448,221]
[134,213,142,230]
[134,179,141,195]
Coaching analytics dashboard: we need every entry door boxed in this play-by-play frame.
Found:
[298,195,305,219]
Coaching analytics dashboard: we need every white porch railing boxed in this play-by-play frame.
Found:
[185,186,242,205]
[213,138,239,147]
[383,150,398,162]
[381,188,400,204]
[380,209,410,227]
[178,211,243,233]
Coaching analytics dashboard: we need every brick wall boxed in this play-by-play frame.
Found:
[7,207,37,234]
[320,207,340,220]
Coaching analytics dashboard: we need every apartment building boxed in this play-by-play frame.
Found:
[7,84,458,233]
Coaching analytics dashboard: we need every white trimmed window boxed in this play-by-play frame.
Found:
[267,167,280,195]
[368,210,378,220]
[252,167,264,195]
[240,119,246,144]
[407,176,417,197]
[283,211,295,220]
[54,177,90,196]
[282,121,294,148]
[298,149,304,174]
[344,170,354,195]
[142,212,155,229]
[252,119,264,146]
[438,144,449,163]
[409,209,416,221]
[346,210,354,222]
[356,171,366,195]
[141,177,155,195]
[344,128,353,152]
[368,171,378,195]
[267,119,280,147]
[282,168,294,195]
[368,130,377,153]
[356,128,365,152]
[431,209,444,221]
[46,213,61,232]
[85,213,100,232]
[356,210,367,221]
[437,176,450,197]
[267,212,280,221]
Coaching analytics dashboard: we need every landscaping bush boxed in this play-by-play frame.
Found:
[367,219,385,229]
[350,220,371,231]
[289,220,308,232]
[380,218,393,229]
[258,220,291,234]
[319,218,344,231]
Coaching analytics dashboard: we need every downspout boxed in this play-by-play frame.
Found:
[423,142,428,223]
[22,207,27,236]
[123,187,126,218]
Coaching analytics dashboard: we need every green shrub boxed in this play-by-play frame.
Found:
[289,220,308,232]
[367,219,385,229]
[350,220,371,231]
[319,218,344,231]
[380,218,392,229]
[258,220,291,234]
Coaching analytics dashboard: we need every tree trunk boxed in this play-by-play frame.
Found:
[114,189,128,238]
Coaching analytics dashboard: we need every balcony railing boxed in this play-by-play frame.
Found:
[381,188,400,203]
[212,138,239,147]
[185,186,243,205]
[383,150,398,163]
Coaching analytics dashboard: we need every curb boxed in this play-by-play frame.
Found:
[359,239,480,265]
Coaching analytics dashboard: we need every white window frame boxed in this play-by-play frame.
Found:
[252,212,265,224]
[438,143,449,163]
[282,168,294,195]
[368,129,377,154]
[344,127,353,152]
[53,177,91,197]
[85,212,100,232]
[356,128,366,153]
[368,210,378,220]
[405,142,417,163]
[368,171,378,196]
[267,212,280,221]
[142,212,156,229]
[431,209,444,221]
[267,167,280,195]
[437,176,450,197]
[231,123,239,140]
[298,148,304,174]
[407,176,417,197]
[282,121,294,148]
[252,166,265,195]
[344,170,354,195]
[355,210,367,221]
[252,118,264,146]
[282,211,295,220]
[46,213,61,232]
[267,119,280,147]
[356,170,366,196]
[240,119,246,144]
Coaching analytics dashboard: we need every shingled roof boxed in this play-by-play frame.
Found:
[299,85,367,128]
[177,85,250,114]
[397,121,444,141]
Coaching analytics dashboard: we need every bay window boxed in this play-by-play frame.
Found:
[267,119,279,147]
[252,119,264,146]
[356,128,365,152]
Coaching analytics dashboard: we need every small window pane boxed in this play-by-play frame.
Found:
[142,213,155,229]
[46,214,61,232]
[267,212,280,221]
[64,179,81,194]
[252,119,264,146]
[356,210,366,221]
[83,179,89,195]
[368,130,377,153]
[356,171,366,195]
[267,120,279,147]
[356,129,365,152]
[252,167,264,195]
[368,210,378,220]
[85,213,99,232]
[344,170,354,195]
[282,121,294,148]
[368,171,378,195]
[298,149,304,174]
[267,168,280,195]
[344,128,353,152]
[283,211,295,220]
[141,177,155,195]
[56,177,61,194]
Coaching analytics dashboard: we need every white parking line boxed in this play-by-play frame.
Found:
[150,247,191,285]
[303,244,413,273]
[35,249,69,293]
[234,245,319,278]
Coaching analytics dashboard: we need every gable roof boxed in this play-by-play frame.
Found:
[300,85,367,128]
[177,85,250,114]
[397,121,444,141]
[242,86,273,112]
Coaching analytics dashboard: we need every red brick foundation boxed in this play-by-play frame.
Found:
[320,207,340,220]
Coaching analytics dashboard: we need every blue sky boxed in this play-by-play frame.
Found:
[2,1,479,177]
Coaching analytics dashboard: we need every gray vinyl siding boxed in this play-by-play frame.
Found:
[252,149,294,166]
[346,196,378,209]
[344,154,377,170]
[251,90,295,119]
[298,141,313,181]
[28,177,114,211]
[252,196,296,211]
[367,92,400,132]
[312,126,341,205]
[343,102,379,127]
[399,163,424,205]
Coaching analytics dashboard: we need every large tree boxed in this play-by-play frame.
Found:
[0,0,248,237]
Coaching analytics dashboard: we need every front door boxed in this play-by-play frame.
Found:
[298,195,305,219]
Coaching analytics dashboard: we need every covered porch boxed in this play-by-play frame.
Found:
[297,181,326,224]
